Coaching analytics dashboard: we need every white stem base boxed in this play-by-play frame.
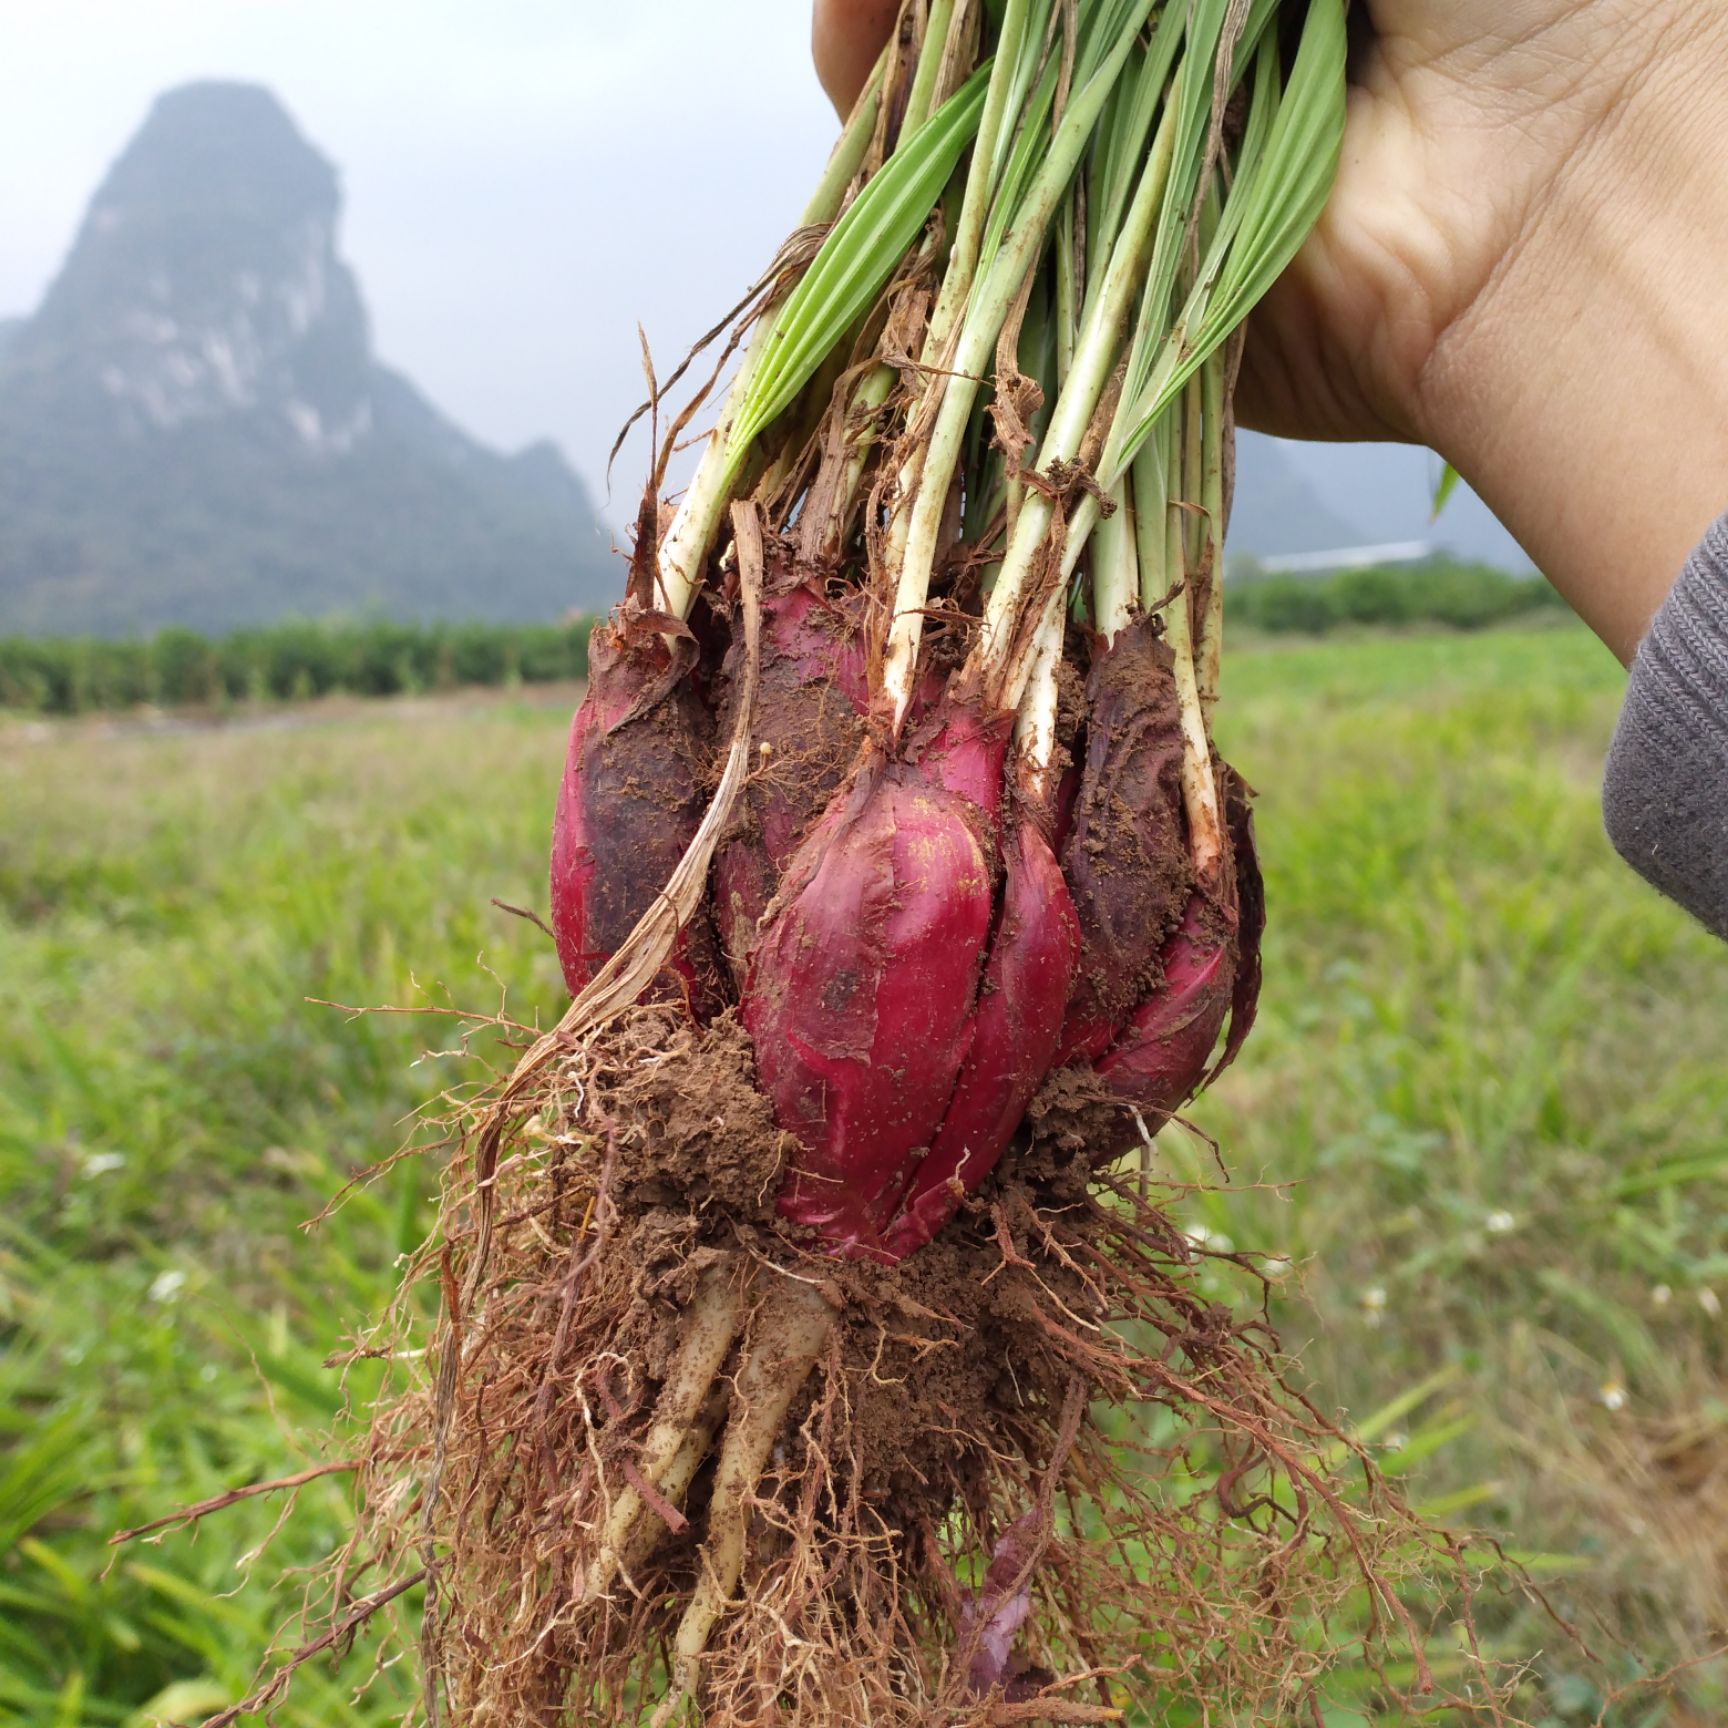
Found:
[651,1276,838,1724]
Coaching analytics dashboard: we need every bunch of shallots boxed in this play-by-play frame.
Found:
[552,0,1336,1264]
[533,5,1343,1704]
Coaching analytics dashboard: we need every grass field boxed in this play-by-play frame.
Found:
[3,624,1725,1725]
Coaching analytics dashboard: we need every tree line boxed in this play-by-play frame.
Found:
[1229,557,1565,635]
[0,617,593,715]
[0,562,1566,717]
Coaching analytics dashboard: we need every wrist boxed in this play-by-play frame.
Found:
[1416,21,1728,663]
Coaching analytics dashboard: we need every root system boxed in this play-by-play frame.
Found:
[283,1007,1538,1728]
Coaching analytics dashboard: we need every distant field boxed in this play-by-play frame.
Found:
[3,626,1725,1725]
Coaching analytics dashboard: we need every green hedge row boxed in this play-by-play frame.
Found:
[1229,559,1566,636]
[0,617,594,716]
[1,563,1560,716]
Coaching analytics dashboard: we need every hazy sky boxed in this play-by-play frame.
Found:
[0,1,841,530]
[0,3,1529,568]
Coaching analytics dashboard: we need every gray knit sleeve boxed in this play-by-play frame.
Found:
[1602,512,1728,940]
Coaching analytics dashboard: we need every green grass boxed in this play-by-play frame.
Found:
[2,627,1724,1725]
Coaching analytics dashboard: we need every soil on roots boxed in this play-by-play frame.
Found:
[330,1008,1529,1728]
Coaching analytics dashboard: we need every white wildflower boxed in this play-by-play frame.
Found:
[1182,1224,1234,1254]
[80,1152,127,1179]
[1699,1288,1722,1320]
[1483,1209,1515,1235]
[148,1268,188,1304]
[1598,1381,1627,1413]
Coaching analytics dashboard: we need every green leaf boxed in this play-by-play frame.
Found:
[727,62,994,463]
[1432,460,1462,519]
[126,1679,235,1728]
[1109,0,1348,476]
[979,0,1159,315]
[1087,2,1185,282]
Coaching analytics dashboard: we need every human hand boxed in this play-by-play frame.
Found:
[813,0,899,115]
[1243,2,1728,658]
[812,1,1728,661]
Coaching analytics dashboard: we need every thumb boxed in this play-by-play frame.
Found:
[813,0,899,115]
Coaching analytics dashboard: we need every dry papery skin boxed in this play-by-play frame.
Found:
[272,1005,1557,1728]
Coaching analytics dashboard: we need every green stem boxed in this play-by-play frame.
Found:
[1100,0,1347,490]
[1013,581,1066,801]
[881,0,1158,727]
[881,0,1031,638]
[1087,4,1184,285]
[1136,427,1222,877]
[1003,265,1058,541]
[1196,344,1227,715]
[1054,188,1081,387]
[901,0,962,138]
[974,76,1179,699]
[1163,400,1185,615]
[1135,413,1171,613]
[1182,368,1205,576]
[809,53,891,222]
[923,0,1030,367]
[1091,478,1137,641]
[830,361,901,548]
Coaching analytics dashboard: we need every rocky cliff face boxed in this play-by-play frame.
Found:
[0,82,616,635]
